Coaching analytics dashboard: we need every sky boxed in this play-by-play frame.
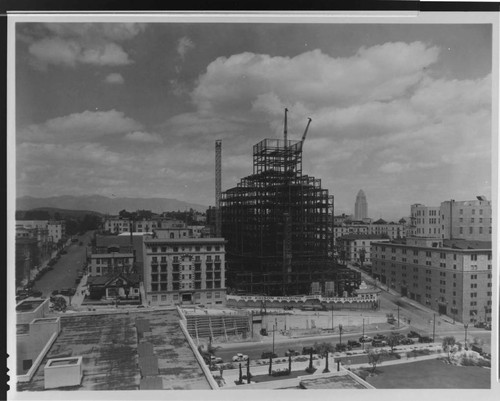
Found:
[15,21,493,220]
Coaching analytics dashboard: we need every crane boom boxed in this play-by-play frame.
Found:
[301,118,312,143]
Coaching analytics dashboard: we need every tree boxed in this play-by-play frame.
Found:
[314,341,334,357]
[442,336,456,363]
[387,333,400,353]
[323,351,330,373]
[359,248,366,268]
[367,349,385,374]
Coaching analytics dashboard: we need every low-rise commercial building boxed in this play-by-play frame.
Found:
[371,237,492,324]
[337,234,390,264]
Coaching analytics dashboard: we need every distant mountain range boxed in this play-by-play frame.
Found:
[16,195,208,215]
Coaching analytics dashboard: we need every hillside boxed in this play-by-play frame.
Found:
[16,195,208,215]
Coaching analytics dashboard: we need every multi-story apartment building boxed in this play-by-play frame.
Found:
[337,234,390,264]
[410,197,491,241]
[87,244,135,277]
[143,228,226,306]
[371,237,492,324]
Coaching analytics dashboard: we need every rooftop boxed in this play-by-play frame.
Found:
[16,299,45,313]
[17,309,210,392]
[338,234,390,240]
[299,372,371,389]
[443,239,492,250]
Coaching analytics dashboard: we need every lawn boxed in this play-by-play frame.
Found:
[361,359,490,389]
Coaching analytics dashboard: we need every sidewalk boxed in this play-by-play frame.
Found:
[218,349,447,388]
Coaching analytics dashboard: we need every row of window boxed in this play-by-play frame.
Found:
[459,226,491,234]
[151,272,222,282]
[151,292,223,302]
[150,281,222,292]
[150,245,222,253]
[151,255,221,263]
[93,258,132,265]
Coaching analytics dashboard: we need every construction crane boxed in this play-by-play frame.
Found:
[301,117,312,143]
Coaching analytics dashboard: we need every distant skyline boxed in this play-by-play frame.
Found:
[15,20,493,220]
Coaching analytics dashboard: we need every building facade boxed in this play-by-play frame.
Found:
[371,237,492,324]
[87,244,135,277]
[410,197,492,241]
[143,231,226,306]
[337,234,390,264]
[354,190,368,221]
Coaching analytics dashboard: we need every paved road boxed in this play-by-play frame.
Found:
[32,231,93,299]
[216,328,409,362]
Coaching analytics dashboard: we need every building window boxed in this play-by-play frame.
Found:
[161,295,167,301]
[470,254,477,261]
[152,295,158,302]
[151,284,158,292]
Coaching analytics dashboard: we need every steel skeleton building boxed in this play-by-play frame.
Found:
[221,138,334,296]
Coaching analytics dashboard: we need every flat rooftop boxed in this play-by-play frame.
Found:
[299,373,370,389]
[17,309,210,391]
[16,299,45,313]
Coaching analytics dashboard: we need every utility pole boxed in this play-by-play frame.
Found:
[432,313,436,342]
[272,324,275,355]
[331,305,334,332]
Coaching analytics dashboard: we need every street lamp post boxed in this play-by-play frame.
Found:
[331,305,334,332]
[464,323,469,349]
[339,324,343,345]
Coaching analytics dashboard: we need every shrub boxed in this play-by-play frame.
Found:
[271,369,290,377]
[305,367,317,374]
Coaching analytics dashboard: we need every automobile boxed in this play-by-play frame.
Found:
[407,331,421,339]
[137,305,145,308]
[285,349,300,357]
[30,289,42,297]
[209,355,223,364]
[372,340,387,347]
[471,344,483,354]
[232,353,249,362]
[474,322,486,328]
[260,328,268,336]
[359,335,373,343]
[261,351,278,359]
[347,340,362,348]
[302,346,316,355]
[283,306,294,310]
[47,266,54,271]
[399,338,414,345]
[373,334,387,341]
[419,336,433,343]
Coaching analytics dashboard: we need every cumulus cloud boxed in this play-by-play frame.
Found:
[18,109,143,142]
[192,42,439,113]
[104,72,125,84]
[23,23,145,69]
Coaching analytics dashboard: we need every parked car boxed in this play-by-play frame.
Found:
[285,348,300,356]
[51,290,60,296]
[373,334,387,341]
[232,353,249,362]
[407,331,421,339]
[372,340,387,347]
[30,289,42,297]
[347,340,362,348]
[419,336,433,343]
[209,356,223,364]
[260,328,268,336]
[302,346,316,355]
[261,351,278,359]
[359,335,373,343]
[283,306,294,310]
[474,322,486,328]
[399,338,414,345]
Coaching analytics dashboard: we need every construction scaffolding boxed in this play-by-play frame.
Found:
[221,137,335,296]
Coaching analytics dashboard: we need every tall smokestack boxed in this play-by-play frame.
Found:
[215,140,222,237]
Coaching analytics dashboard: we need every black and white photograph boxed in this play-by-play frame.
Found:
[7,8,499,399]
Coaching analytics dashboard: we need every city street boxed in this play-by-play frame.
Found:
[31,231,93,299]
